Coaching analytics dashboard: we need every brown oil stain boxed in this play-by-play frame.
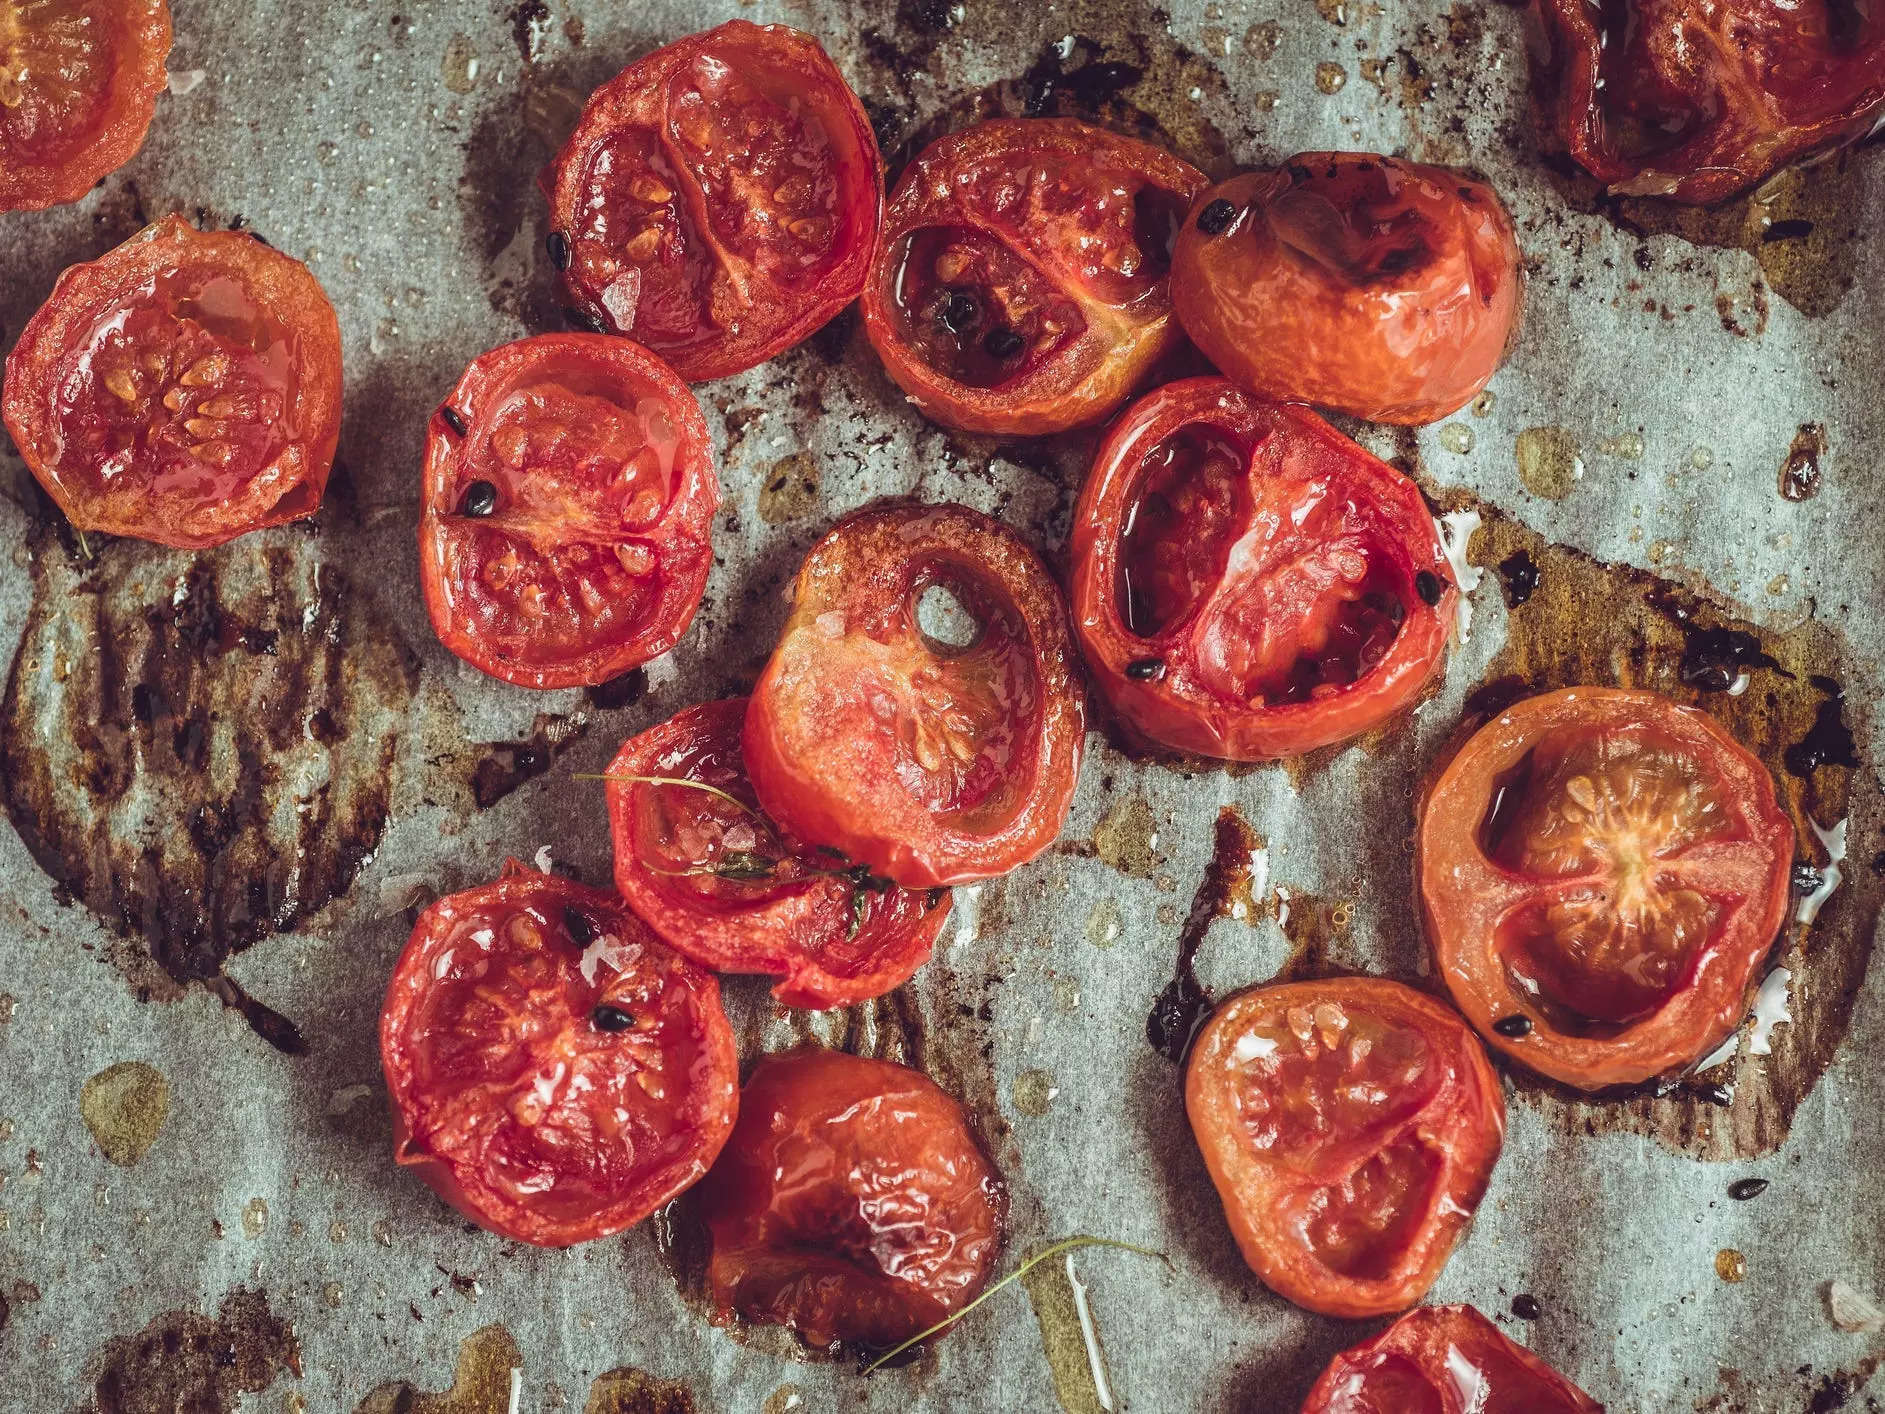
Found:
[1092,795,1163,877]
[757,453,821,525]
[761,1388,804,1414]
[1271,891,1362,984]
[79,1287,300,1413]
[1514,426,1585,500]
[79,1061,170,1167]
[353,1324,520,1413]
[470,705,593,809]
[1779,422,1827,502]
[583,1367,694,1414]
[1021,1241,1118,1414]
[1715,1247,1748,1284]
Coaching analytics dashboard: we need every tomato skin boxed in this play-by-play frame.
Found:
[743,502,1085,888]
[543,20,882,383]
[1419,688,1795,1091]
[861,118,1207,436]
[2,215,342,548]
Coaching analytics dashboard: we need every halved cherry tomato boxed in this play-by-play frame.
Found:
[1531,0,1885,204]
[695,1046,1004,1350]
[379,860,737,1248]
[0,0,171,211]
[861,117,1207,436]
[743,502,1084,887]
[1300,1304,1604,1413]
[1070,378,1455,761]
[419,334,719,689]
[1420,688,1794,1090]
[2,215,342,548]
[1170,154,1521,425]
[1186,979,1504,1319]
[542,20,881,383]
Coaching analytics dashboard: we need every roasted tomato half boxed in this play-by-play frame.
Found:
[1170,154,1521,425]
[696,1046,1005,1350]
[379,861,737,1247]
[0,0,171,211]
[861,118,1207,436]
[1070,378,1456,761]
[1531,0,1885,204]
[419,334,719,689]
[606,698,952,1009]
[2,215,342,548]
[743,502,1085,887]
[543,20,881,382]
[1301,1304,1604,1413]
[1420,688,1794,1090]
[1186,979,1504,1319]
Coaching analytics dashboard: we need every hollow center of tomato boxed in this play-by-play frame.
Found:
[1266,180,1433,286]
[889,225,1086,389]
[1119,425,1250,635]
[1588,0,1715,160]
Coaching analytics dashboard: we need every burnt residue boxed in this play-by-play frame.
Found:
[79,1288,300,1414]
[1148,807,1260,1063]
[354,1324,519,1413]
[1784,680,1860,778]
[1497,549,1539,607]
[471,707,593,809]
[584,1367,696,1414]
[586,667,649,712]
[508,0,550,63]
[1779,422,1828,501]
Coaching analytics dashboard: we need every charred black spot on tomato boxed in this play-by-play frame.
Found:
[593,1004,634,1032]
[982,326,1024,360]
[1497,549,1539,607]
[1414,570,1444,606]
[79,1287,299,1413]
[1125,656,1166,681]
[1149,806,1259,1065]
[459,479,499,518]
[1195,197,1236,235]
[440,405,469,437]
[546,230,571,270]
[1492,1014,1533,1038]
[1728,1176,1770,1200]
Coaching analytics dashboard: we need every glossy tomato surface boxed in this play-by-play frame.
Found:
[1187,979,1504,1319]
[696,1046,1004,1349]
[861,117,1207,435]
[1171,154,1521,424]
[1531,0,1885,204]
[543,20,881,382]
[743,501,1084,887]
[1070,378,1456,761]
[2,214,342,548]
[419,333,719,689]
[1420,688,1795,1090]
[379,861,737,1247]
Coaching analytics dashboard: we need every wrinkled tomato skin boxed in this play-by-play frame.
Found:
[1171,155,1521,425]
[1071,378,1456,761]
[861,118,1208,436]
[379,861,738,1248]
[1530,0,1885,204]
[1186,979,1504,1320]
[543,20,881,383]
[419,333,719,690]
[696,1046,1005,1349]
[743,501,1085,888]
[0,0,171,211]
[2,215,343,548]
[1419,688,1795,1091]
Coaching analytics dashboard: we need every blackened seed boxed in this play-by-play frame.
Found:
[592,1004,633,1032]
[546,230,571,269]
[1728,1177,1770,1201]
[1696,1082,1732,1107]
[1125,656,1166,681]
[982,326,1024,359]
[1511,1294,1542,1321]
[1415,570,1444,606]
[459,479,499,517]
[563,304,609,334]
[563,907,596,947]
[939,291,979,334]
[1195,198,1237,236]
[440,405,469,437]
[1492,1013,1532,1038]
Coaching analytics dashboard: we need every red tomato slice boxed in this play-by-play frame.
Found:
[418,334,719,689]
[1170,154,1521,425]
[542,20,882,383]
[0,0,171,211]
[1070,378,1455,761]
[695,1046,1005,1350]
[1300,1304,1604,1413]
[379,860,737,1247]
[2,214,342,548]
[742,502,1085,887]
[1186,979,1504,1319]
[861,118,1207,435]
[605,698,952,1009]
[1419,688,1795,1090]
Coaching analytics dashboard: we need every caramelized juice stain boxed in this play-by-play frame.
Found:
[79,1061,170,1167]
[354,1324,519,1412]
[583,1367,695,1414]
[83,1288,299,1414]
[1147,806,1260,1064]
[1092,794,1163,877]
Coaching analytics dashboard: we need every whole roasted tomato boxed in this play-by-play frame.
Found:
[1420,688,1794,1090]
[1531,0,1885,204]
[695,1046,1004,1350]
[0,0,171,211]
[861,118,1207,435]
[743,502,1085,887]
[1186,979,1504,1319]
[419,334,719,689]
[2,215,342,548]
[1300,1304,1604,1413]
[1070,378,1456,761]
[379,861,737,1247]
[1170,154,1521,424]
[542,20,881,382]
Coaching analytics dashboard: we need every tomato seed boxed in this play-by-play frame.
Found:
[546,230,571,270]
[1415,570,1444,605]
[459,480,498,517]
[1511,1294,1541,1320]
[1125,657,1166,681]
[1195,198,1237,236]
[592,1004,634,1032]
[1728,1177,1769,1200]
[1492,1013,1532,1037]
[939,291,979,334]
[563,907,596,947]
[983,326,1024,359]
[440,405,469,437]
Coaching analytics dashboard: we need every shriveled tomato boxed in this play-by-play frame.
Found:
[1170,154,1521,425]
[1070,378,1455,761]
[743,502,1084,887]
[2,215,342,548]
[1186,979,1504,1319]
[695,1046,1004,1350]
[542,20,881,383]
[1420,688,1794,1090]
[1301,1304,1604,1413]
[379,860,737,1247]
[419,334,719,689]
[860,118,1207,436]
[1530,0,1885,204]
